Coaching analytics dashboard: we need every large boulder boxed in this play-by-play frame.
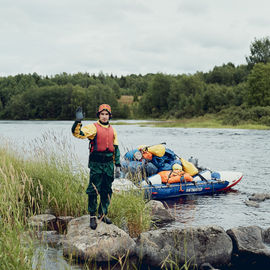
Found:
[36,231,63,248]
[245,200,260,208]
[136,225,232,269]
[263,227,270,243]
[112,178,138,192]
[28,214,56,231]
[146,200,175,225]
[227,226,270,268]
[248,193,270,202]
[62,215,136,263]
[55,216,73,233]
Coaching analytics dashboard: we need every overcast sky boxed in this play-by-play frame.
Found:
[0,0,269,77]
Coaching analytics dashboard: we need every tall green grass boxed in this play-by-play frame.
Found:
[0,132,152,269]
[110,190,151,238]
[0,133,89,218]
[0,149,35,270]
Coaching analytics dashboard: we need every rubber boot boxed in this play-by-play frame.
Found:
[98,214,112,224]
[90,216,97,230]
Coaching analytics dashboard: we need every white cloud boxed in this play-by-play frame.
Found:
[0,0,270,76]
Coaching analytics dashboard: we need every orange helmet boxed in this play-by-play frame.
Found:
[97,104,112,118]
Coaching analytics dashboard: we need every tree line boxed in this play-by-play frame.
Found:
[0,37,270,125]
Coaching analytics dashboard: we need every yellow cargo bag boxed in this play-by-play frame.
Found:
[148,144,166,157]
[138,144,166,157]
[180,158,199,176]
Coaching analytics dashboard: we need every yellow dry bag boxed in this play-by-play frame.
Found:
[147,144,166,157]
[180,158,198,176]
[138,144,166,157]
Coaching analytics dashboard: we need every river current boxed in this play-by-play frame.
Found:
[1,120,270,269]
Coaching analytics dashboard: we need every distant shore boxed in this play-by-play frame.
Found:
[1,116,269,130]
[113,115,270,130]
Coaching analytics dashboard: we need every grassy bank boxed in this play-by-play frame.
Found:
[113,114,270,130]
[0,134,88,269]
[0,133,151,269]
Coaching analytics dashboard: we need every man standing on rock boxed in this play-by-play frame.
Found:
[72,104,121,230]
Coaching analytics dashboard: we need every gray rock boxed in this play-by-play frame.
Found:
[28,214,56,231]
[263,227,270,244]
[112,178,138,192]
[249,193,270,202]
[55,216,73,233]
[200,262,220,270]
[227,226,270,266]
[44,208,55,215]
[37,231,63,247]
[62,215,136,262]
[136,225,232,269]
[245,200,260,208]
[146,200,175,225]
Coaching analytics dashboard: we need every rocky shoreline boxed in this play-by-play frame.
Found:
[28,193,270,270]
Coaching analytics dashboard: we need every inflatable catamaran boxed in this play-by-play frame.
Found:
[120,144,243,200]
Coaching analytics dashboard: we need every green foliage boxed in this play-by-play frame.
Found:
[117,74,149,96]
[0,68,252,121]
[0,149,35,270]
[138,73,171,117]
[140,114,269,129]
[0,132,153,269]
[1,38,270,123]
[109,190,151,238]
[135,68,250,120]
[4,84,74,120]
[117,104,131,119]
[168,74,205,118]
[0,72,127,120]
[204,63,249,85]
[0,74,38,109]
[246,37,270,68]
[0,224,33,270]
[202,84,230,113]
[247,63,270,106]
[0,139,85,268]
[218,105,270,126]
[231,82,248,106]
[1,81,126,120]
[0,133,89,217]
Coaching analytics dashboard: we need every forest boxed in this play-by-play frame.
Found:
[0,37,270,126]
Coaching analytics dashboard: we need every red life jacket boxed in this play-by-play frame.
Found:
[90,122,114,152]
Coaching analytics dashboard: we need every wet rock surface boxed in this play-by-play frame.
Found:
[28,211,270,269]
[55,216,73,233]
[36,231,63,247]
[248,193,270,202]
[245,200,260,208]
[146,200,175,225]
[227,226,270,268]
[62,215,136,262]
[136,225,232,269]
[28,214,57,231]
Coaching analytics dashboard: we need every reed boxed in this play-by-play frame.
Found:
[0,134,88,270]
[0,151,34,270]
[109,189,152,238]
[0,133,89,217]
[0,132,153,269]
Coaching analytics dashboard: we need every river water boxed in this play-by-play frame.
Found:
[1,120,270,269]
